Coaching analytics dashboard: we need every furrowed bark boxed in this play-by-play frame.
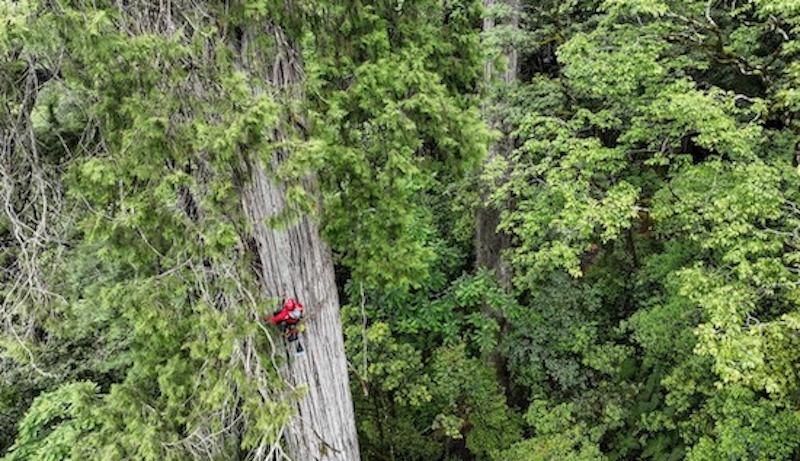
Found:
[242,165,360,461]
[239,27,360,461]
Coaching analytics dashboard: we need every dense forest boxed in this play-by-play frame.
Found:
[2,0,800,460]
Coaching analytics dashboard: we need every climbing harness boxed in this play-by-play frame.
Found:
[267,298,306,357]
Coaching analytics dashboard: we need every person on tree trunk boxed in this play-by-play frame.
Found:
[266,298,303,342]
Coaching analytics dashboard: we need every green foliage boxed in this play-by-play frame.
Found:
[3,0,494,457]
[488,0,800,460]
[342,270,523,460]
[3,382,99,461]
[303,0,488,290]
[687,386,800,461]
[1,0,310,458]
[498,400,605,461]
[432,345,522,459]
[500,432,605,461]
[6,0,800,460]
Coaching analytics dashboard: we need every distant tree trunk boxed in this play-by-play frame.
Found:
[483,0,496,81]
[238,28,361,461]
[477,0,519,288]
[482,0,519,85]
[478,0,519,388]
[504,0,519,84]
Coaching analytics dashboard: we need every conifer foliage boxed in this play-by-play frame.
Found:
[4,0,800,460]
[1,0,488,459]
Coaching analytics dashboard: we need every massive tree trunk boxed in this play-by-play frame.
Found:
[242,167,360,461]
[1,3,360,458]
[239,28,361,461]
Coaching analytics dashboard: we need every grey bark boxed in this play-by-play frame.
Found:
[477,0,519,288]
[478,0,520,391]
[242,165,360,461]
[239,27,361,461]
[482,0,519,85]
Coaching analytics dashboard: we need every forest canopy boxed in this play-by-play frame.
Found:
[2,0,800,460]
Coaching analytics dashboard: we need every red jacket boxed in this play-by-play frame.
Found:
[269,298,303,325]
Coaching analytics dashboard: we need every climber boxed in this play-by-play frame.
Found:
[267,297,304,343]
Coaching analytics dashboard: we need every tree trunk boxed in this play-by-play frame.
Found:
[477,0,519,287]
[242,165,360,461]
[239,28,361,461]
[478,0,519,389]
[483,0,519,85]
